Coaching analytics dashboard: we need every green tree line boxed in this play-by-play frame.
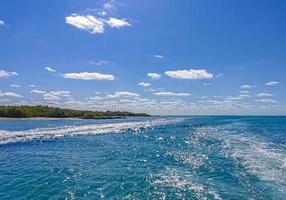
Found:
[0,105,149,119]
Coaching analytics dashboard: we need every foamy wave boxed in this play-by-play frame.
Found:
[193,125,286,194]
[166,151,208,169]
[151,167,222,200]
[0,118,179,145]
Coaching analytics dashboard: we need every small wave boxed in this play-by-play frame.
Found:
[165,151,208,169]
[151,167,222,200]
[0,118,180,145]
[192,125,286,195]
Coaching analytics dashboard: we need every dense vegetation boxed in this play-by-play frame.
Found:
[0,105,149,119]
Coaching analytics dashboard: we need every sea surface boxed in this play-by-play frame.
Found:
[0,116,286,199]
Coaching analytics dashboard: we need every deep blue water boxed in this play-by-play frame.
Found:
[0,116,286,199]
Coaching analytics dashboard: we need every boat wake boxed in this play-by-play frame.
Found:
[0,118,180,145]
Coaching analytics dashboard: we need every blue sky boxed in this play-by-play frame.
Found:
[0,0,285,115]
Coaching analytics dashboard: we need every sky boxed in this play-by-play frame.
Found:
[0,0,286,115]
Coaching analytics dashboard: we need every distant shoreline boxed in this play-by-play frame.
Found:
[0,105,150,119]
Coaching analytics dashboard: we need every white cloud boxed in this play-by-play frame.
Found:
[10,84,20,88]
[65,12,131,34]
[0,70,18,78]
[153,91,191,97]
[107,91,139,98]
[0,92,23,98]
[30,89,46,94]
[65,14,105,34]
[165,69,213,80]
[215,73,223,78]
[153,54,164,59]
[45,67,56,72]
[255,99,278,103]
[0,20,4,26]
[225,94,251,100]
[138,82,151,87]
[256,93,273,97]
[105,17,130,28]
[265,81,279,86]
[147,73,161,80]
[240,90,250,94]
[238,94,251,98]
[103,1,114,10]
[63,72,114,81]
[240,84,254,89]
[86,60,109,66]
[43,91,71,101]
[29,84,36,88]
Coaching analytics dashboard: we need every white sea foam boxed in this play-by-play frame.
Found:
[151,167,222,200]
[166,151,208,169]
[0,118,180,145]
[194,125,286,194]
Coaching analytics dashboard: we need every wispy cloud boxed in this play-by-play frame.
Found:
[0,91,23,98]
[215,73,223,78]
[254,99,278,103]
[240,90,250,94]
[165,69,213,80]
[45,67,56,72]
[153,54,164,59]
[138,82,151,87]
[30,89,46,94]
[10,84,20,88]
[153,91,191,97]
[0,70,18,78]
[87,60,109,66]
[256,93,273,97]
[240,84,255,89]
[63,72,114,80]
[105,17,130,28]
[147,73,161,80]
[265,81,279,86]
[106,91,139,98]
[0,20,4,26]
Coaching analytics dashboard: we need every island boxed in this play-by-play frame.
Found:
[0,105,150,119]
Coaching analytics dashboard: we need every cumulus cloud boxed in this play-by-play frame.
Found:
[138,82,151,87]
[107,91,139,98]
[105,17,130,28]
[153,91,191,97]
[45,67,56,72]
[0,70,18,78]
[256,93,273,97]
[147,73,161,80]
[10,84,20,88]
[265,81,279,86]
[65,13,131,34]
[240,84,255,89]
[153,54,164,59]
[63,72,114,81]
[0,20,4,26]
[65,14,105,34]
[0,91,23,98]
[165,69,213,80]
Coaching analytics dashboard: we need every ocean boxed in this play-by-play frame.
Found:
[0,116,285,199]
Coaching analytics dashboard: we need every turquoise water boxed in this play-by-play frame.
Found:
[0,116,286,199]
